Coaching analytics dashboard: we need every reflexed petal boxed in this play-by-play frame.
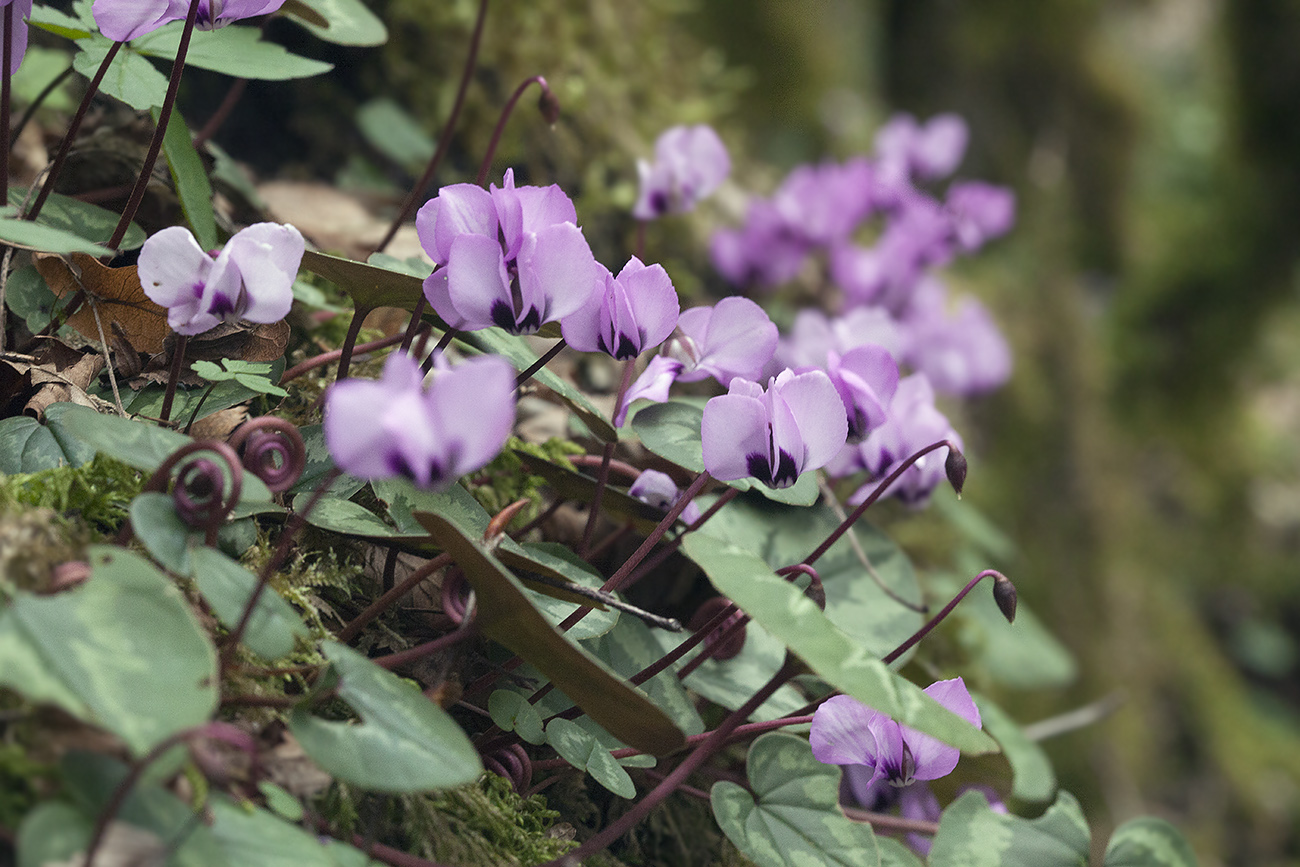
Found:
[628,469,678,511]
[904,677,980,781]
[6,4,28,75]
[764,377,805,487]
[518,222,598,323]
[686,296,777,385]
[222,222,302,323]
[701,392,769,482]
[772,369,847,473]
[428,355,516,477]
[559,265,613,354]
[427,184,496,263]
[490,170,526,258]
[515,182,578,234]
[913,113,968,179]
[210,0,286,25]
[619,258,679,352]
[138,226,212,307]
[93,0,176,41]
[446,233,510,330]
[616,355,682,427]
[421,268,467,330]
[810,695,883,767]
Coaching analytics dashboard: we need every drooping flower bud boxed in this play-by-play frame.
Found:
[945,442,968,498]
[992,571,1017,623]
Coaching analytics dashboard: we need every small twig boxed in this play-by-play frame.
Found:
[83,289,128,417]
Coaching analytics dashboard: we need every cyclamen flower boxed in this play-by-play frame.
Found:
[417,169,599,335]
[903,290,1012,396]
[324,352,515,490]
[138,222,303,336]
[874,113,969,184]
[946,181,1016,253]
[811,677,981,795]
[616,297,778,426]
[628,469,701,525]
[822,346,899,443]
[94,0,287,42]
[1,0,33,75]
[702,369,847,489]
[633,125,730,220]
[561,257,679,360]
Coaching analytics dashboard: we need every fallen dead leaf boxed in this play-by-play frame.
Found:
[35,252,171,355]
[188,406,248,440]
[258,180,432,263]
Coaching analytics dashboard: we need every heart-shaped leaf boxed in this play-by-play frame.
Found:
[288,641,482,792]
[681,533,995,754]
[1103,817,1199,867]
[488,690,546,745]
[134,24,334,80]
[0,546,217,757]
[929,790,1090,867]
[711,732,880,867]
[415,510,686,755]
[0,415,95,472]
[545,718,636,798]
[190,546,309,661]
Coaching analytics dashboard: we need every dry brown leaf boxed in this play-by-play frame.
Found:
[35,253,171,355]
[188,406,248,440]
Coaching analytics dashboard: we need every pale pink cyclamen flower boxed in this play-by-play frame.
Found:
[0,0,34,75]
[94,0,288,42]
[138,222,303,336]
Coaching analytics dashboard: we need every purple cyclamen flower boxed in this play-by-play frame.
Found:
[822,346,899,443]
[0,0,33,75]
[324,352,515,490]
[776,307,907,373]
[811,677,981,792]
[94,0,287,42]
[138,222,303,336]
[561,257,679,360]
[633,125,730,220]
[874,113,969,184]
[701,369,847,489]
[416,169,599,335]
[628,469,701,525]
[616,297,778,426]
[946,181,1016,253]
[841,373,963,507]
[903,290,1012,397]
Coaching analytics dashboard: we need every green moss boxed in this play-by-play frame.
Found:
[0,741,54,830]
[317,775,578,866]
[0,454,143,536]
[470,436,584,527]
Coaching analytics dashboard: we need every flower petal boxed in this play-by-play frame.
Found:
[428,354,516,478]
[93,0,176,41]
[772,369,847,473]
[701,391,769,482]
[517,222,598,324]
[616,355,682,427]
[687,296,777,385]
[810,695,884,767]
[446,232,510,330]
[425,184,496,264]
[904,677,980,781]
[221,222,302,323]
[619,258,679,353]
[138,226,212,307]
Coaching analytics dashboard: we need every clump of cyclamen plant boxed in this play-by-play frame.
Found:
[93,0,290,41]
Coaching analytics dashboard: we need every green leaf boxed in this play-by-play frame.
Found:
[155,107,217,251]
[191,359,288,396]
[289,642,482,792]
[16,802,95,867]
[502,542,619,641]
[283,0,388,45]
[681,533,996,754]
[4,263,58,332]
[111,358,288,423]
[299,249,432,311]
[9,187,147,250]
[0,212,113,255]
[190,546,309,660]
[134,23,334,80]
[130,491,198,575]
[415,509,686,755]
[546,718,636,798]
[929,790,1091,867]
[296,493,426,540]
[698,494,924,658]
[1103,817,1199,867]
[74,36,169,110]
[488,690,546,745]
[0,415,95,472]
[28,3,93,39]
[711,732,880,867]
[976,693,1057,803]
[460,326,617,443]
[588,614,706,736]
[510,448,676,533]
[878,839,926,867]
[258,781,306,822]
[289,424,365,498]
[371,476,491,536]
[357,98,434,171]
[632,401,819,505]
[210,796,365,866]
[0,546,217,757]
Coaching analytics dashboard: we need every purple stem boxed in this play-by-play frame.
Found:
[107,0,204,251]
[335,552,453,644]
[801,439,956,568]
[882,569,1005,665]
[192,77,247,147]
[281,327,407,384]
[374,0,490,254]
[474,75,554,186]
[514,338,566,388]
[333,306,373,382]
[158,334,188,424]
[579,358,636,556]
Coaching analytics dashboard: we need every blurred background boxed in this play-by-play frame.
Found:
[44,0,1296,862]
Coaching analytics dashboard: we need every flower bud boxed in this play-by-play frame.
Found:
[992,572,1017,623]
[537,86,561,125]
[945,442,967,498]
[687,596,747,660]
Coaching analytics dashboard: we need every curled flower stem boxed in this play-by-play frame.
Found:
[882,569,1011,666]
[229,416,307,493]
[374,0,490,254]
[158,335,189,424]
[801,439,956,568]
[536,658,799,866]
[333,305,373,382]
[219,468,342,669]
[475,75,555,186]
[25,44,123,222]
[335,552,453,644]
[107,0,204,251]
[281,329,409,385]
[514,338,567,388]
[128,440,243,547]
